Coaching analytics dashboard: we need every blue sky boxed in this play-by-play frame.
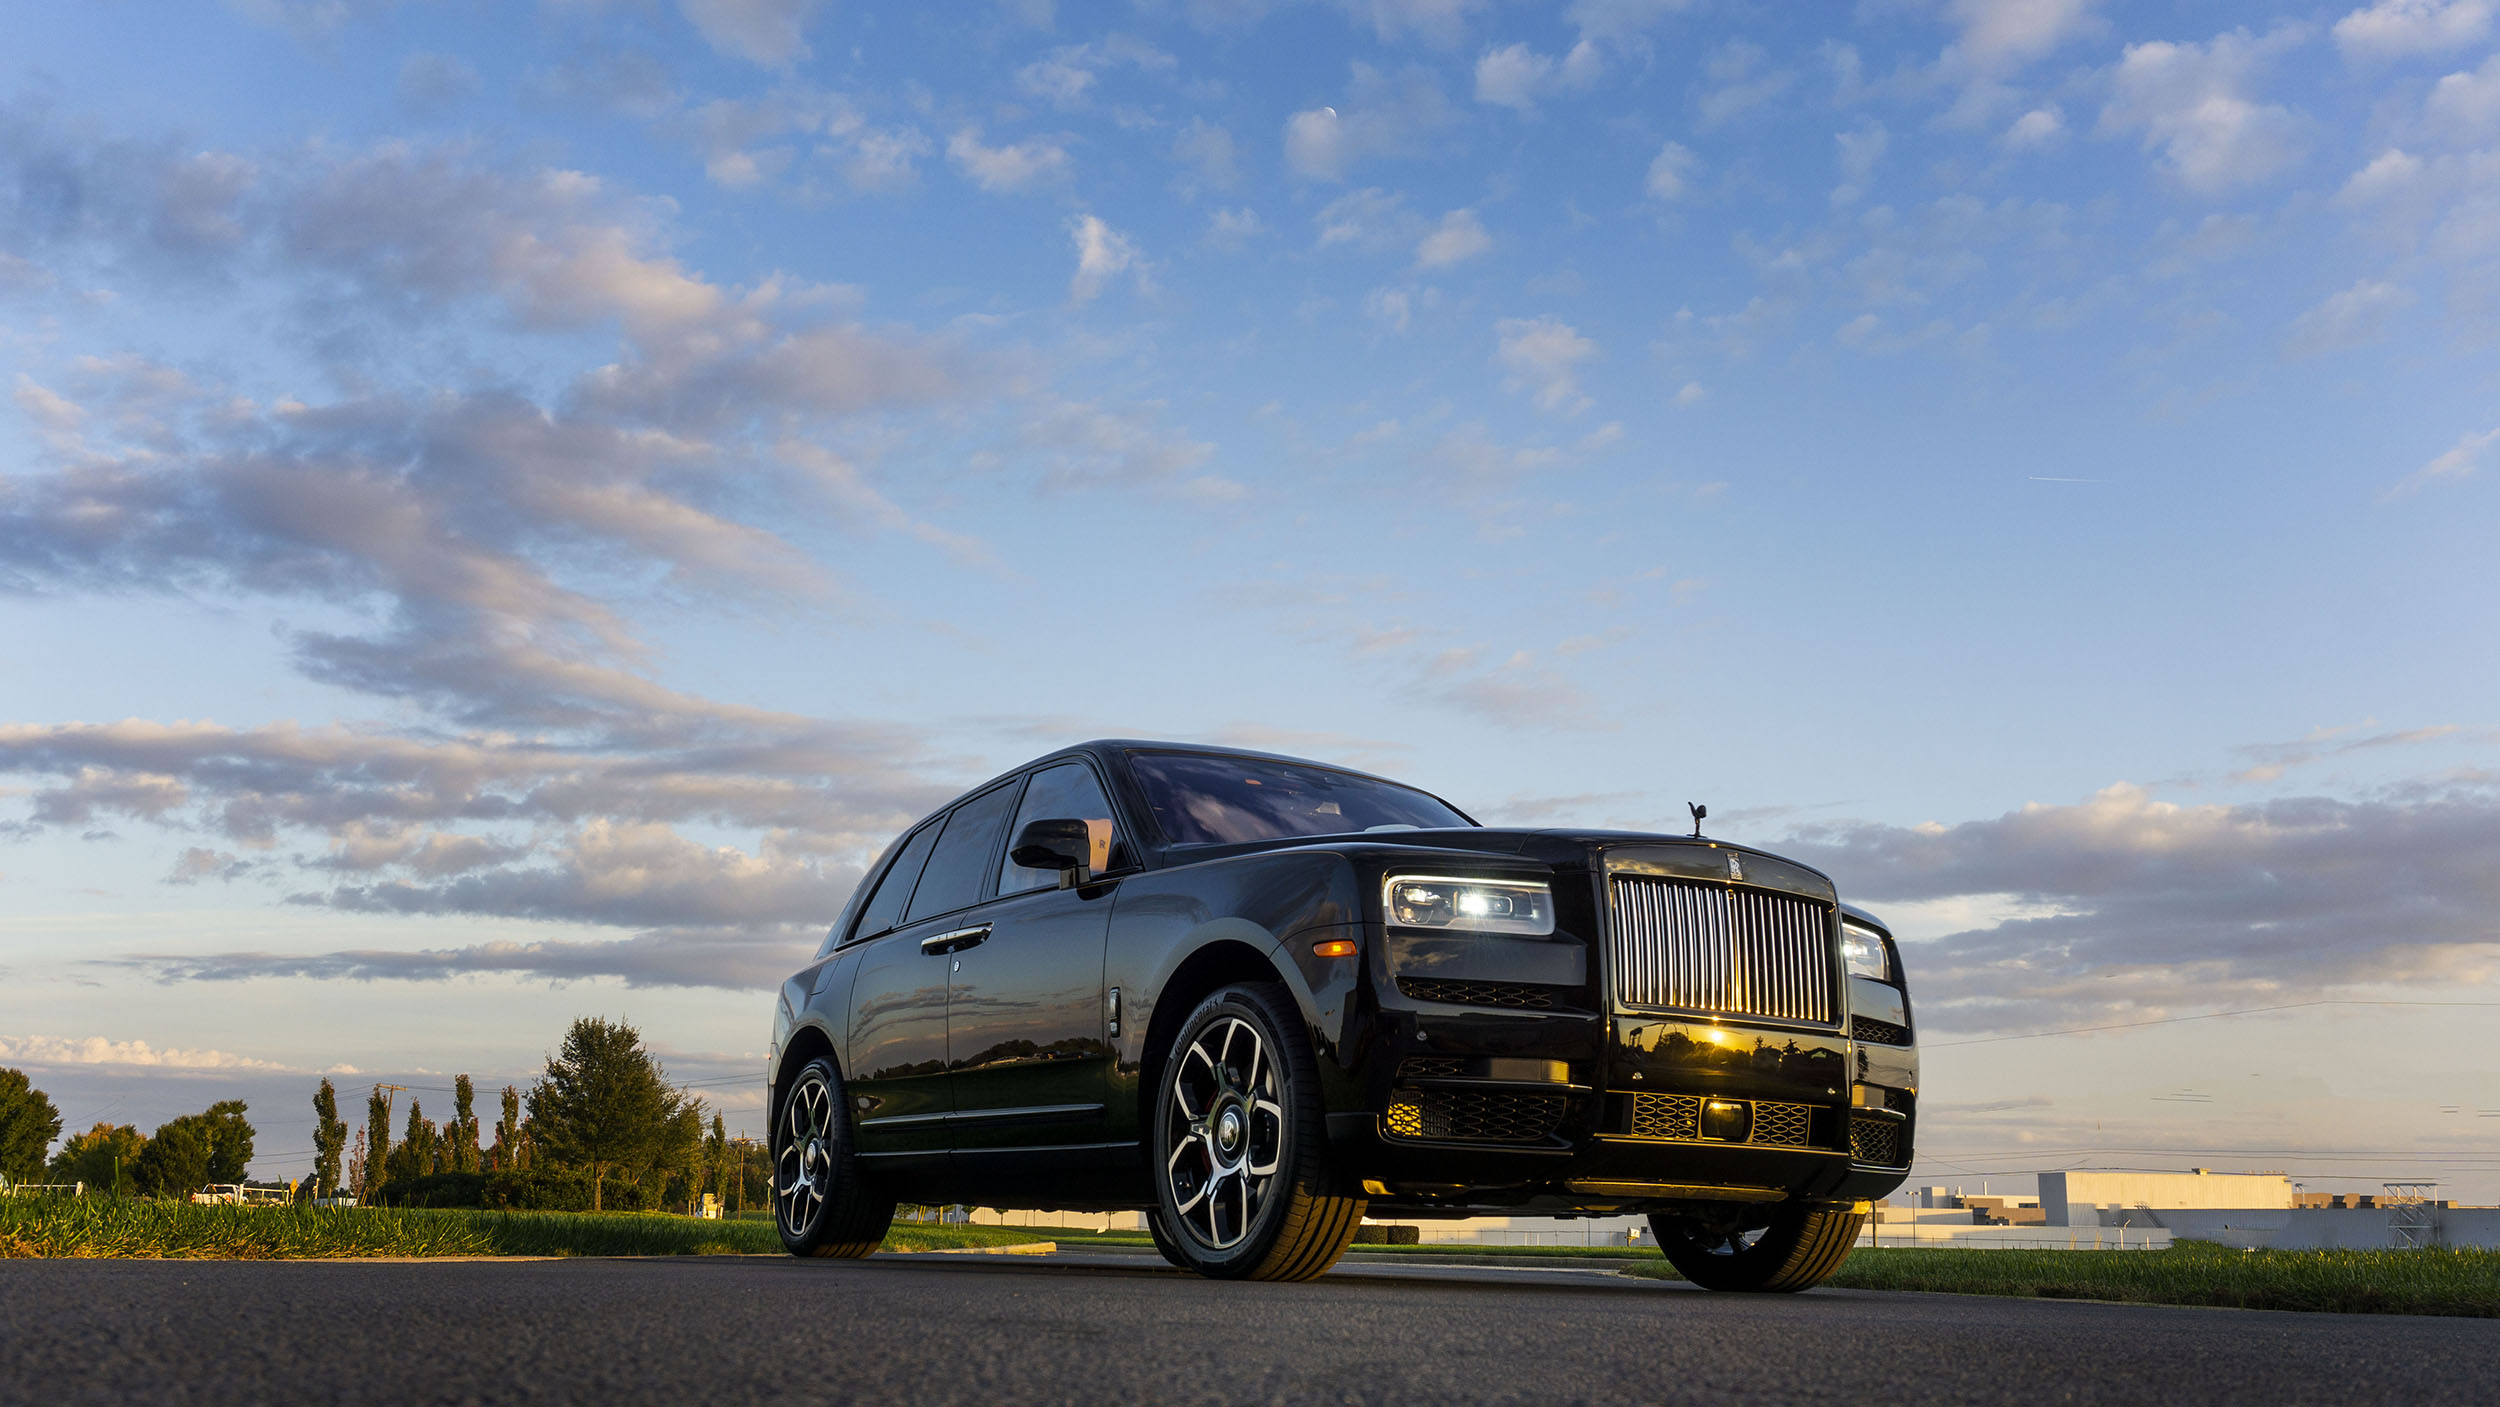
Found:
[3,0,2496,1199]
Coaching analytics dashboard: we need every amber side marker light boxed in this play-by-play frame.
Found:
[1312,938,1358,958]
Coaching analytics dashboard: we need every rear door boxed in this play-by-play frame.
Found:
[845,786,1013,1156]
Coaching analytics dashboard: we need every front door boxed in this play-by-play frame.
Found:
[947,760,1123,1152]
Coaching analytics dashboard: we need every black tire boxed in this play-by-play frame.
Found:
[774,1056,896,1258]
[1147,982,1365,1281]
[1649,1203,1864,1292]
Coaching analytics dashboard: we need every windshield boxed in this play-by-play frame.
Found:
[1128,751,1473,846]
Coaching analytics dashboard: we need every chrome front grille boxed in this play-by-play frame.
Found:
[1608,876,1836,1024]
[1627,1093,1817,1149]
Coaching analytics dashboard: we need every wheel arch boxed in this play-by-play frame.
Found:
[770,1020,842,1146]
[1134,934,1300,1137]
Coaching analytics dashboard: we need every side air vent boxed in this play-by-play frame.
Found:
[1396,977,1566,1010]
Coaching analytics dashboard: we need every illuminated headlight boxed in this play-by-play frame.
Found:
[1841,921,1892,981]
[1383,876,1555,937]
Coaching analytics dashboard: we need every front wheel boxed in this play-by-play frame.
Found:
[1649,1203,1864,1292]
[774,1057,895,1258]
[1147,983,1365,1281]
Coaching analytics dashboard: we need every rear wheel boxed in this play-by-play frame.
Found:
[1649,1203,1864,1292]
[774,1057,896,1258]
[1147,983,1365,1281]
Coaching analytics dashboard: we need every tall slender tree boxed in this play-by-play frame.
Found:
[490,1085,523,1171]
[364,1086,392,1197]
[311,1079,348,1197]
[447,1075,482,1174]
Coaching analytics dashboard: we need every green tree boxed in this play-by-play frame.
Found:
[527,1017,699,1212]
[0,1068,63,1184]
[489,1085,522,1172]
[194,1101,255,1184]
[47,1122,146,1192]
[364,1086,392,1196]
[130,1118,212,1198]
[384,1100,438,1188]
[311,1079,348,1197]
[447,1075,482,1175]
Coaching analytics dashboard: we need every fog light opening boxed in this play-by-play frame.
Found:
[1700,1099,1752,1143]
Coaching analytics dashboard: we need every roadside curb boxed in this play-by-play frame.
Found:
[887,1241,1059,1256]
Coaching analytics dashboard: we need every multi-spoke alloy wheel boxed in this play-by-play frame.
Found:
[1147,983,1365,1281]
[772,1056,894,1259]
[1162,1014,1287,1250]
[1649,1204,1865,1292]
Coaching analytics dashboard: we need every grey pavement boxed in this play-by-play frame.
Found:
[3,1251,2492,1406]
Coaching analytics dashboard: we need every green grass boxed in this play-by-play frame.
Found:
[0,1199,1061,1261]
[1623,1239,2500,1318]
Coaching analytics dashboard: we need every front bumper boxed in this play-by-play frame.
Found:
[1337,972,1916,1216]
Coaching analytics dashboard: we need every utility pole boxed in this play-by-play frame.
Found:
[727,1136,763,1216]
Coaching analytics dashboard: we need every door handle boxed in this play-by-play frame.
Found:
[920,924,991,956]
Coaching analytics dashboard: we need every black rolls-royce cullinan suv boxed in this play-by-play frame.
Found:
[767,741,1917,1289]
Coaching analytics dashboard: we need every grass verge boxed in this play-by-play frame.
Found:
[1622,1240,2500,1318]
[0,1199,1059,1261]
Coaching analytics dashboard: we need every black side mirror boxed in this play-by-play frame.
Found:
[1010,818,1095,887]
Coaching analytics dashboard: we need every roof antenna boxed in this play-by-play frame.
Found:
[1688,802,1707,838]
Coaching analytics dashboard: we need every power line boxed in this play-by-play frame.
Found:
[1928,999,2500,1049]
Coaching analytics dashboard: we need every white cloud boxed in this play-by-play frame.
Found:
[1067,214,1142,303]
[1646,140,1700,200]
[1015,36,1178,109]
[1365,285,1414,333]
[1313,186,1415,250]
[2426,52,2500,138]
[2386,425,2500,496]
[1473,40,1603,113]
[1697,40,1794,127]
[1671,380,1705,406]
[0,1034,293,1071]
[2285,278,2416,357]
[947,128,1072,192]
[2337,147,2429,207]
[1495,315,1598,413]
[2003,106,2065,147]
[1832,122,1889,206]
[1173,117,1239,191]
[1283,64,1458,181]
[1565,0,1694,46]
[1943,0,2100,71]
[679,0,818,68]
[2333,0,2494,59]
[1415,207,1492,268]
[1333,0,1485,48]
[2101,27,2309,194]
[1205,206,1263,248]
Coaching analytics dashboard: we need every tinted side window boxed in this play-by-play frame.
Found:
[903,784,1016,923]
[850,822,940,942]
[998,762,1120,896]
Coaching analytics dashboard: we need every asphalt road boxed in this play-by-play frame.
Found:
[5,1250,2494,1406]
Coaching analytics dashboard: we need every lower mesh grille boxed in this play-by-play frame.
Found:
[1751,1100,1811,1148]
[1631,1093,1702,1141]
[1396,1056,1467,1080]
[1884,1087,1914,1114]
[1384,1088,1567,1143]
[1397,977,1564,1009]
[1850,1116,1905,1166]
[1627,1093,1816,1148]
[1852,1015,1911,1046]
